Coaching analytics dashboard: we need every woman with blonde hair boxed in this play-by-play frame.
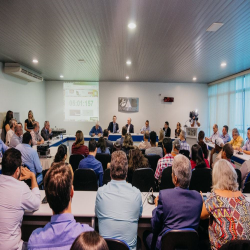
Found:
[71,130,89,157]
[200,159,250,249]
[25,110,35,132]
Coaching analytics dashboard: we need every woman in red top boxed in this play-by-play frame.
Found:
[71,130,89,157]
[190,144,210,170]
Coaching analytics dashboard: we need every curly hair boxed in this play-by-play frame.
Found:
[122,133,134,148]
[128,148,149,171]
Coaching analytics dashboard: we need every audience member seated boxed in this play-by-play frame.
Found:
[200,159,250,250]
[79,139,103,186]
[95,151,142,250]
[205,124,220,143]
[219,125,231,143]
[41,121,53,140]
[89,121,103,137]
[211,138,224,168]
[9,124,23,148]
[28,162,93,249]
[1,110,13,142]
[97,137,110,154]
[239,127,250,155]
[190,144,210,170]
[154,138,174,183]
[157,129,164,147]
[122,134,135,155]
[140,120,151,134]
[24,110,35,132]
[126,117,134,133]
[0,139,8,158]
[16,132,42,175]
[5,118,17,146]
[108,115,119,133]
[70,231,108,250]
[127,148,149,183]
[213,143,235,169]
[198,130,209,160]
[0,148,40,250]
[30,122,45,146]
[145,131,163,157]
[228,128,244,149]
[138,131,151,150]
[103,129,113,150]
[116,126,127,145]
[144,154,203,250]
[71,130,89,157]
[175,122,182,138]
[171,139,180,157]
[163,121,171,137]
[179,130,191,153]
[54,144,68,163]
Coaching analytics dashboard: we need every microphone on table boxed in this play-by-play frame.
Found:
[143,187,156,205]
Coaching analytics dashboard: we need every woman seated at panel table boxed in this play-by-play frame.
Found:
[71,130,89,157]
[97,137,110,154]
[200,159,250,250]
[190,144,210,170]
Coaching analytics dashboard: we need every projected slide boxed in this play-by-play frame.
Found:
[64,82,99,122]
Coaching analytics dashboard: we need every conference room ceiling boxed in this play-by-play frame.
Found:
[0,0,250,83]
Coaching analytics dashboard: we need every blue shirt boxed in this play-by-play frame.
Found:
[0,139,8,158]
[220,133,231,144]
[9,134,22,148]
[242,139,250,151]
[95,180,143,250]
[89,126,103,136]
[28,213,93,250]
[79,155,103,186]
[97,147,110,154]
[140,125,151,133]
[15,144,42,175]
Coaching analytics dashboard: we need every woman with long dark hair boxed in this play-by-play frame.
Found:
[190,144,210,170]
[97,137,110,154]
[1,110,13,142]
[54,144,68,163]
[198,130,208,159]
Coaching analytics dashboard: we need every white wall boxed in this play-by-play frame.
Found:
[45,81,208,136]
[0,62,46,126]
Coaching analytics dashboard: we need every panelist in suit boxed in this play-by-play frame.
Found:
[108,115,119,133]
[163,121,171,137]
[41,121,53,141]
[125,118,134,134]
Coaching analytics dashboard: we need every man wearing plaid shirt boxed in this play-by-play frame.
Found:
[155,138,174,181]
[179,130,190,153]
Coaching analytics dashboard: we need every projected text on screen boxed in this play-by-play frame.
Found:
[64,82,99,122]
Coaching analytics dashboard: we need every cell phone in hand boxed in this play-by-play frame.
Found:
[42,196,47,204]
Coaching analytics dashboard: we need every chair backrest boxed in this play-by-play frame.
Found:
[219,240,250,250]
[140,149,146,155]
[160,167,175,190]
[235,168,242,191]
[105,238,130,250]
[69,154,84,172]
[189,168,212,193]
[103,168,111,185]
[179,150,190,159]
[161,229,199,250]
[243,181,250,193]
[96,153,111,171]
[132,168,155,192]
[145,155,161,172]
[73,169,98,191]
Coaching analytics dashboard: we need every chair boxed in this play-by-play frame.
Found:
[96,153,111,171]
[243,181,250,193]
[132,168,155,192]
[189,168,212,193]
[235,169,242,191]
[105,238,130,250]
[103,168,111,185]
[140,149,146,155]
[179,150,190,159]
[161,229,199,250]
[160,167,175,190]
[145,155,161,172]
[69,154,84,172]
[73,169,98,191]
[219,240,250,250]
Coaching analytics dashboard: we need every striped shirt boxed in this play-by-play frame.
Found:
[180,140,190,152]
[154,153,174,180]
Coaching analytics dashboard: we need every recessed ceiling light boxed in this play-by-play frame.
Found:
[193,77,197,81]
[60,75,64,78]
[206,23,224,32]
[126,60,132,65]
[33,59,38,63]
[126,76,129,80]
[221,62,227,67]
[128,23,136,29]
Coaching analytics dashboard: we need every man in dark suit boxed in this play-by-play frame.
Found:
[143,154,203,250]
[103,129,113,151]
[41,121,53,141]
[163,121,171,137]
[108,115,119,133]
[125,118,134,133]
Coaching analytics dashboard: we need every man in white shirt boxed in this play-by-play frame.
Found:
[5,118,17,146]
[0,148,40,250]
[125,118,134,133]
[138,131,151,150]
[9,125,23,148]
[30,122,44,146]
[205,124,220,143]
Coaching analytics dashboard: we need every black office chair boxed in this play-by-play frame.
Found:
[243,181,250,193]
[69,154,84,172]
[132,168,155,192]
[140,149,146,155]
[145,155,161,172]
[179,150,190,159]
[160,167,175,190]
[103,168,111,185]
[161,229,199,250]
[105,239,130,250]
[189,168,212,193]
[220,240,250,250]
[235,169,242,191]
[96,153,111,171]
[73,169,98,191]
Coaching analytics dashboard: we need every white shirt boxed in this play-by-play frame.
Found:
[127,125,130,133]
[209,130,220,143]
[5,129,14,146]
[0,175,40,250]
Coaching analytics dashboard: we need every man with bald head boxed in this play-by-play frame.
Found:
[125,118,134,133]
[9,125,23,148]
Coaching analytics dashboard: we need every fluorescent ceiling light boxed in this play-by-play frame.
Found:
[206,23,224,32]
[221,62,227,67]
[126,60,132,65]
[128,23,136,29]
[33,59,38,63]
